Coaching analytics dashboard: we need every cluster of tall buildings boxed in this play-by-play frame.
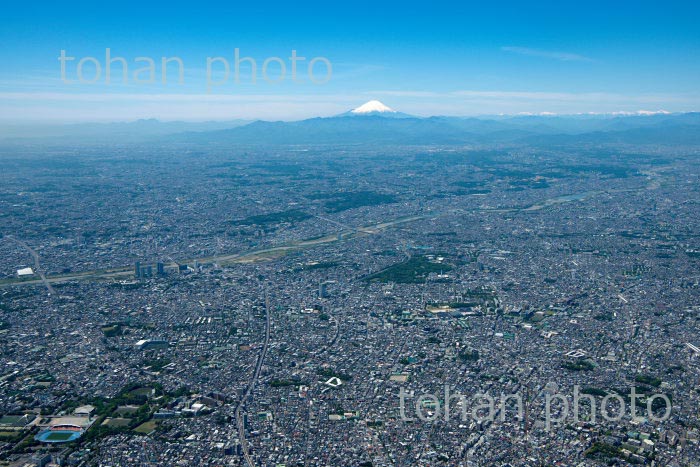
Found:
[134,261,166,278]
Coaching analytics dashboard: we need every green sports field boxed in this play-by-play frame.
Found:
[45,431,75,441]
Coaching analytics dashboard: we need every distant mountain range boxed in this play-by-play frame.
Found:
[0,119,251,143]
[172,102,700,146]
[3,101,700,146]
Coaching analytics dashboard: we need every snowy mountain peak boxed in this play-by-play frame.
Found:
[351,100,397,114]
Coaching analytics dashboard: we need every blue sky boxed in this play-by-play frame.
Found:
[1,0,699,121]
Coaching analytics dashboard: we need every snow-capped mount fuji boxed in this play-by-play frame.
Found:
[338,100,414,118]
[351,100,396,114]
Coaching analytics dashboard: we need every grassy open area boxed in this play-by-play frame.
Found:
[130,387,155,397]
[134,420,158,434]
[0,430,22,440]
[45,431,75,441]
[102,418,131,428]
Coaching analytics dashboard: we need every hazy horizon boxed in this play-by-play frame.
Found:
[0,100,692,126]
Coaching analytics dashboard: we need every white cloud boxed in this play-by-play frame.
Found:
[501,46,593,62]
